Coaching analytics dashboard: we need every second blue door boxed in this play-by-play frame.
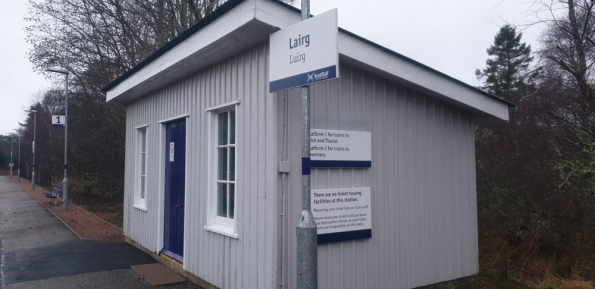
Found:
[163,119,185,263]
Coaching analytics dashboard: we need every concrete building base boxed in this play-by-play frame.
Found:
[125,237,219,289]
[415,275,475,289]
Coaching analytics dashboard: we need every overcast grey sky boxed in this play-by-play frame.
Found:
[0,0,543,136]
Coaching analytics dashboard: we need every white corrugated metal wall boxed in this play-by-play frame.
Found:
[279,63,479,289]
[122,39,479,289]
[124,43,278,289]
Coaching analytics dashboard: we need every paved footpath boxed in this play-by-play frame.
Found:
[0,176,199,289]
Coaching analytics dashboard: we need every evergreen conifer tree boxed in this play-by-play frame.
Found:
[476,25,536,99]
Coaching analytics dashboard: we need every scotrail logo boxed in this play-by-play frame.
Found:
[307,70,330,83]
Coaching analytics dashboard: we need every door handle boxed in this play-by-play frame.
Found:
[174,204,183,209]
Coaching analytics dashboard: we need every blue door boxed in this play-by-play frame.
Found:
[163,119,185,263]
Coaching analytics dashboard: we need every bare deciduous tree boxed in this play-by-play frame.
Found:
[24,0,228,197]
[538,0,595,108]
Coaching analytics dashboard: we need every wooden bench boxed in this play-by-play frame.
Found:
[43,185,61,205]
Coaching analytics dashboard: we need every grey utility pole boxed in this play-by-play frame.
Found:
[47,68,69,210]
[13,130,20,182]
[25,109,37,190]
[10,136,13,177]
[296,1,317,289]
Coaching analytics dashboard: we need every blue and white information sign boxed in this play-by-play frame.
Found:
[269,9,339,92]
[312,187,372,244]
[310,129,371,168]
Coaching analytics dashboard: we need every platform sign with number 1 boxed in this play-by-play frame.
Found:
[52,115,66,127]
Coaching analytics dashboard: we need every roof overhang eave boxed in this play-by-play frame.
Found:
[105,0,511,123]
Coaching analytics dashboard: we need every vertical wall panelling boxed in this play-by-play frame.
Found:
[363,73,376,288]
[257,46,265,289]
[238,51,248,289]
[265,44,278,289]
[124,112,131,237]
[282,62,479,289]
[123,42,479,289]
[470,120,479,276]
[123,43,277,289]
[248,46,258,288]
[241,50,251,289]
[427,99,437,285]
[353,68,366,289]
[386,82,396,287]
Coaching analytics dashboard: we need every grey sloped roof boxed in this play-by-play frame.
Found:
[104,0,513,122]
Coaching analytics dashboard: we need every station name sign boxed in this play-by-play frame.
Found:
[269,9,339,92]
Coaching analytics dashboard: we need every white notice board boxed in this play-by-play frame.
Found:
[310,129,371,168]
[312,187,372,244]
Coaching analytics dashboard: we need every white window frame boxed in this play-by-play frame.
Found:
[134,125,148,211]
[205,101,239,238]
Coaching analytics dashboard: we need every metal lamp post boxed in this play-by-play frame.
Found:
[10,135,13,177]
[13,130,21,182]
[47,68,69,210]
[25,109,37,190]
[296,1,317,289]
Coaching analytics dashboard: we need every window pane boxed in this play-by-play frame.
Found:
[229,184,235,219]
[218,112,228,145]
[141,129,146,152]
[218,147,228,180]
[141,153,146,175]
[230,110,235,144]
[229,147,235,181]
[217,183,227,217]
[140,176,146,199]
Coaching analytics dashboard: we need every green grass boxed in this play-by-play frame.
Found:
[95,212,123,228]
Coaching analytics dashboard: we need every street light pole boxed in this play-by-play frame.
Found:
[13,129,20,182]
[47,68,69,210]
[25,109,37,190]
[10,135,13,177]
[296,1,317,289]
